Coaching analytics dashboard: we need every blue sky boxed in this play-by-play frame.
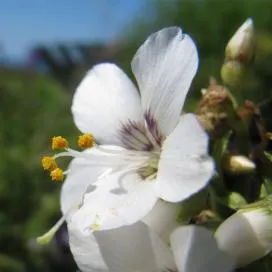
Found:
[0,0,146,59]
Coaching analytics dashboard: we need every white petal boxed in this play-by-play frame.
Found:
[243,209,272,251]
[72,63,143,145]
[68,221,109,272]
[60,148,112,215]
[170,226,234,272]
[156,114,214,202]
[132,27,198,137]
[142,200,181,243]
[150,229,178,272]
[70,169,158,232]
[94,221,176,272]
[215,209,272,267]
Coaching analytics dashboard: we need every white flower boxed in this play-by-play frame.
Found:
[215,207,272,268]
[57,27,214,232]
[68,221,234,272]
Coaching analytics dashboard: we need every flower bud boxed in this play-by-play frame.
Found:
[225,18,255,64]
[215,207,272,267]
[223,154,256,175]
[221,60,246,87]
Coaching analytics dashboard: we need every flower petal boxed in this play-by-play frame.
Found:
[60,148,112,215]
[215,209,272,267]
[170,226,234,272]
[156,114,214,202]
[68,221,109,272]
[70,169,158,231]
[132,27,198,137]
[94,221,176,272]
[72,63,143,145]
[142,200,180,243]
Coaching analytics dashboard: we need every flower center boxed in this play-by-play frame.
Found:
[138,152,160,180]
[117,112,164,180]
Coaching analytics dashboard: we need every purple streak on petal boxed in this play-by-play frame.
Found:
[144,109,164,146]
[119,120,153,151]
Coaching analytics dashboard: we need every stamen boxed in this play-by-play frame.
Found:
[96,146,150,156]
[78,133,95,149]
[54,149,145,167]
[67,146,149,163]
[52,136,69,150]
[53,150,76,159]
[43,141,151,181]
[50,168,64,181]
[41,156,57,171]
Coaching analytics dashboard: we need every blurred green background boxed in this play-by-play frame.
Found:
[1,0,272,271]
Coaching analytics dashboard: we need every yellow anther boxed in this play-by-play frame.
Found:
[78,133,94,149]
[41,156,57,171]
[50,168,64,182]
[52,136,69,150]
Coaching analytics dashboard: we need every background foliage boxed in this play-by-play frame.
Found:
[1,0,272,271]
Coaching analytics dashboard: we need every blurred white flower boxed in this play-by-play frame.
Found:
[68,222,234,272]
[215,207,272,267]
[55,26,214,233]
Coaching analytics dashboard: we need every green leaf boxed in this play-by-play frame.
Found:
[226,191,248,209]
